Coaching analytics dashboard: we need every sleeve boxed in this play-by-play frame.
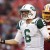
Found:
[37,18,49,38]
[39,26,49,38]
[14,30,23,44]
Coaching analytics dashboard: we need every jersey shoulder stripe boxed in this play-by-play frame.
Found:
[32,17,46,29]
[16,20,24,29]
[36,18,46,29]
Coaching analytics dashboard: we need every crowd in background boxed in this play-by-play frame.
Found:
[0,0,21,50]
[0,0,50,50]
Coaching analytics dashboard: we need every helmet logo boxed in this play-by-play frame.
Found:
[30,7,35,11]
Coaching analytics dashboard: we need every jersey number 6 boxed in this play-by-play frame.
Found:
[24,29,31,43]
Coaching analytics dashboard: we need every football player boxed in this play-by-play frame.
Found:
[0,4,50,50]
[42,4,50,22]
[42,3,50,41]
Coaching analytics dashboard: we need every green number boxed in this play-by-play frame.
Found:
[24,29,31,43]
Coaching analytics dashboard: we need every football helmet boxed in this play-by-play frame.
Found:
[42,4,50,22]
[20,4,36,20]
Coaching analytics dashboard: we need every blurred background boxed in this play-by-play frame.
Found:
[0,0,50,50]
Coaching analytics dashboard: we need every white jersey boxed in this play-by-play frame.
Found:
[46,22,50,34]
[14,17,49,50]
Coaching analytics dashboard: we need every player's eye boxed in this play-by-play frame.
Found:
[43,12,50,14]
[21,11,29,14]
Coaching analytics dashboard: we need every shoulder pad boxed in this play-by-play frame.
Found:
[31,17,40,24]
[16,20,25,29]
[36,18,46,29]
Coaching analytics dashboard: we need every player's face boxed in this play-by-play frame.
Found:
[43,12,50,20]
[21,11,29,19]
